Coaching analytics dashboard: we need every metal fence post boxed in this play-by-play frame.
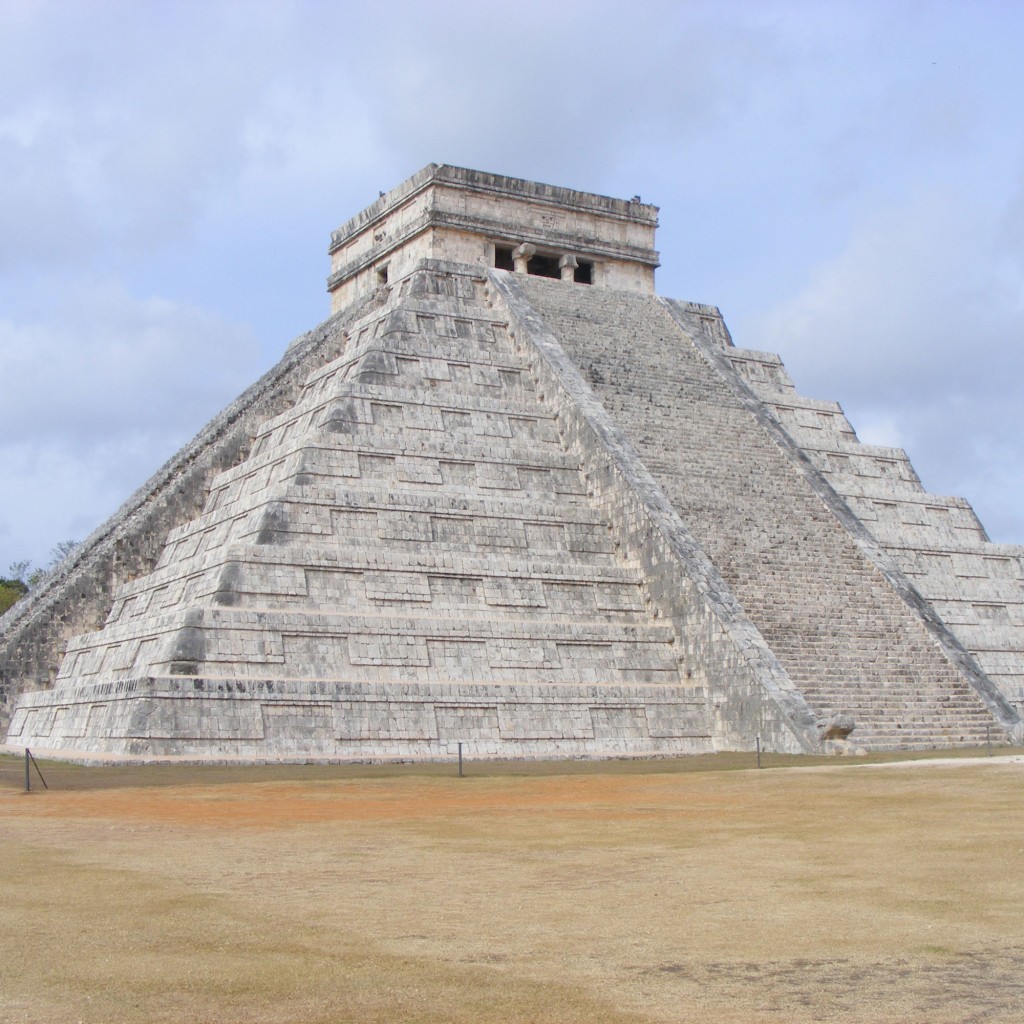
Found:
[24,748,48,791]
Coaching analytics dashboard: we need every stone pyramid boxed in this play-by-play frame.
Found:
[3,165,1021,761]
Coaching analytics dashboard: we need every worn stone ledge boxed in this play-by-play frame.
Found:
[489,270,819,754]
[662,298,1023,743]
[0,294,380,731]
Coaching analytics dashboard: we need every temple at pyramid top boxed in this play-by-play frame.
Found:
[326,164,661,309]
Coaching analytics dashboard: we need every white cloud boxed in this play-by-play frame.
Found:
[0,0,783,275]
[747,187,1024,387]
[1,0,1023,565]
[741,187,1024,541]
[0,280,263,442]
[0,1,366,269]
[1,438,159,573]
[0,280,264,567]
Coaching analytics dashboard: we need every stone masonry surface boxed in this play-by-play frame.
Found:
[7,262,732,759]
[512,273,1019,749]
[720,339,1024,722]
[0,294,376,735]
[3,164,1020,761]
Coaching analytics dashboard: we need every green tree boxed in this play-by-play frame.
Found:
[1,541,79,613]
[0,576,28,615]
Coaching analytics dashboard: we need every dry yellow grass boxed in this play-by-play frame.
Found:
[2,754,1023,1023]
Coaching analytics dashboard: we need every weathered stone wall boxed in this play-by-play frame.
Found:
[489,271,818,753]
[0,298,376,735]
[511,274,1018,748]
[718,333,1024,723]
[7,261,734,760]
[5,254,1019,759]
[8,677,711,762]
[328,165,660,309]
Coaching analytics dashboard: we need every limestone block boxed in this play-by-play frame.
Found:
[591,706,648,739]
[482,577,546,608]
[498,703,595,740]
[334,700,438,741]
[435,705,501,741]
[348,635,430,668]
[645,703,709,738]
[377,511,432,542]
[476,462,521,490]
[397,456,443,485]
[262,702,334,751]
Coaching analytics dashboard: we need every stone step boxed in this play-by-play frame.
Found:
[63,605,679,655]
[511,274,1011,752]
[116,546,644,598]
[209,436,585,499]
[318,380,561,424]
[162,485,613,552]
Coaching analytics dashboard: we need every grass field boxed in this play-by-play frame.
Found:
[2,751,1022,1023]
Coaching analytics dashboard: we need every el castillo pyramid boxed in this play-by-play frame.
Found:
[2,164,1022,761]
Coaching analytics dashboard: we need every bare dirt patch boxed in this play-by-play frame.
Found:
[2,754,1022,1023]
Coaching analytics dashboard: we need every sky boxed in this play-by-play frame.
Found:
[2,0,1023,573]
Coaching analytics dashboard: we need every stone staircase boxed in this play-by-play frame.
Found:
[722,344,1024,723]
[10,156,1018,762]
[512,275,1006,750]
[10,261,1015,757]
[8,264,711,759]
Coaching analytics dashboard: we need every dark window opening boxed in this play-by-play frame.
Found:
[527,253,561,279]
[494,245,514,271]
[376,265,389,285]
[574,260,593,284]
